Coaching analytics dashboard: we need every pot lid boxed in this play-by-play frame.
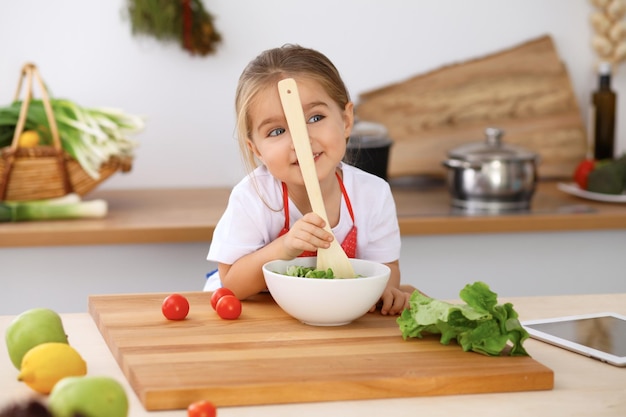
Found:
[448,128,537,162]
[348,120,392,148]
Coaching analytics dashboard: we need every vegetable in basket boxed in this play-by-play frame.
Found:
[0,98,144,180]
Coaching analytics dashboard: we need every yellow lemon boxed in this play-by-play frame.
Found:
[18,130,40,147]
[17,342,87,394]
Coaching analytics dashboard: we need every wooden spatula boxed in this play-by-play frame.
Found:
[277,78,356,278]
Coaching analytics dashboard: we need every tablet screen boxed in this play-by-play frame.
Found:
[525,315,626,357]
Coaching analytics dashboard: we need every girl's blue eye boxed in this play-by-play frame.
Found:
[268,127,285,137]
[308,114,324,123]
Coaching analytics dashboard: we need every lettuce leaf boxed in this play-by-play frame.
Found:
[396,281,529,356]
[283,265,335,279]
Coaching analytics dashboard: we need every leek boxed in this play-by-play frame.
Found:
[0,194,107,222]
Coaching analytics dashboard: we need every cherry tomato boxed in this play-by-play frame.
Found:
[161,294,190,320]
[573,158,595,190]
[210,287,235,310]
[216,295,242,320]
[187,400,217,417]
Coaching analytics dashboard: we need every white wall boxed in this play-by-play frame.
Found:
[1,0,624,190]
[2,1,626,315]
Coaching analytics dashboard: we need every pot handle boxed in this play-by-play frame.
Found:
[442,159,482,170]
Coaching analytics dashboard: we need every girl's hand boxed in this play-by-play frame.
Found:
[280,212,333,258]
[371,286,410,316]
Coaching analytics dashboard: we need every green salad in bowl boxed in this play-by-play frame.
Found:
[283,266,336,279]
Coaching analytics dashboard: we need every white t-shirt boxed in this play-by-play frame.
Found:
[205,163,400,290]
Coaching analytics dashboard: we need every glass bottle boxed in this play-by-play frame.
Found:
[592,62,617,160]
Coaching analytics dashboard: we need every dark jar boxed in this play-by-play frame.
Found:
[344,120,393,180]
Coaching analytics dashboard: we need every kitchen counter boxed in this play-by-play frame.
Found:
[1,292,624,417]
[2,180,626,248]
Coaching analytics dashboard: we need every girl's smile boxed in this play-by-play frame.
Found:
[293,152,322,165]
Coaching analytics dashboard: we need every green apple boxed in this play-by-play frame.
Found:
[5,308,68,369]
[48,376,129,417]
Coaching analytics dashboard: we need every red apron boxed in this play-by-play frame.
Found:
[278,172,357,258]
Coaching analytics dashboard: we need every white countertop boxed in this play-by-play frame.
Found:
[1,293,625,417]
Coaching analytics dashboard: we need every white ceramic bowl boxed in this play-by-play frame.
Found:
[262,257,390,326]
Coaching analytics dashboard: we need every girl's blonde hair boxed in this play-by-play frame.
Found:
[235,44,351,174]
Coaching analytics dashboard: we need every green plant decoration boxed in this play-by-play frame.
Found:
[124,0,222,56]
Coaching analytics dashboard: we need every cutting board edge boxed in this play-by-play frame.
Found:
[140,367,554,410]
[87,295,135,377]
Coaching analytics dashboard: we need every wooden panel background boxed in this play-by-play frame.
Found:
[355,35,587,180]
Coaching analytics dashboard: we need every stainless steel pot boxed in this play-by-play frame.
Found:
[442,128,539,211]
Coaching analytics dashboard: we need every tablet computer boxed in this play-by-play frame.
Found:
[522,312,626,367]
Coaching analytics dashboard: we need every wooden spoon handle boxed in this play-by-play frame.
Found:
[277,78,331,228]
[277,78,355,277]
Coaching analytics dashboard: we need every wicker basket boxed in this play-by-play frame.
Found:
[0,63,131,202]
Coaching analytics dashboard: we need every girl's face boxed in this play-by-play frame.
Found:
[246,77,354,187]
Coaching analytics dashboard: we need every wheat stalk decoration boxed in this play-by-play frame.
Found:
[590,0,626,72]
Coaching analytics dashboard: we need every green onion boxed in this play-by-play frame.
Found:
[0,194,107,222]
[0,99,144,179]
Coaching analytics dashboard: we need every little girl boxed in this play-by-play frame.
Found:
[205,44,409,315]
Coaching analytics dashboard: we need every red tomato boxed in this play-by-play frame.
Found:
[573,159,595,190]
[161,294,190,320]
[216,295,242,320]
[210,287,235,310]
[187,400,217,417]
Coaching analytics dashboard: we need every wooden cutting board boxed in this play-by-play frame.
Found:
[88,291,553,410]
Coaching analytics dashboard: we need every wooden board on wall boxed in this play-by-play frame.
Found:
[355,35,587,180]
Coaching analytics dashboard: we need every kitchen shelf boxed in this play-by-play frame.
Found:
[1,181,626,248]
